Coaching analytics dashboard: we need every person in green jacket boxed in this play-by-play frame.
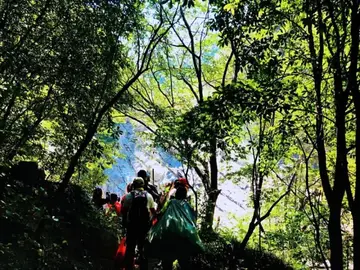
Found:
[160,186,197,270]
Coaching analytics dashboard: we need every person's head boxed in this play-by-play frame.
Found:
[175,185,187,200]
[110,193,118,204]
[174,178,188,189]
[132,177,145,190]
[178,178,188,187]
[137,170,149,183]
[92,188,102,201]
[126,183,133,193]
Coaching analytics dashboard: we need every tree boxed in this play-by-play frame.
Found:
[60,8,172,191]
[120,2,231,230]
[0,0,143,175]
[210,0,359,268]
[0,0,174,192]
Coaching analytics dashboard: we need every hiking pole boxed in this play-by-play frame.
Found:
[152,168,154,185]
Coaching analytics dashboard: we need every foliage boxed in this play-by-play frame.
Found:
[0,0,359,269]
[192,230,293,270]
[122,2,227,230]
[0,0,143,181]
[0,176,123,269]
[208,0,359,268]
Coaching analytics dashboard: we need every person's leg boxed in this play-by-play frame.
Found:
[138,227,149,270]
[124,228,136,270]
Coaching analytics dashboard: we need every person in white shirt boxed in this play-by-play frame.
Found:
[121,177,156,270]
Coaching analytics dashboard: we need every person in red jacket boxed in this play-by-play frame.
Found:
[106,193,121,216]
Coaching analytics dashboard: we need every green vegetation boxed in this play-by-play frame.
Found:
[0,171,122,269]
[0,0,359,269]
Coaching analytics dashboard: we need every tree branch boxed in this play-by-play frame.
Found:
[256,173,296,225]
[222,51,233,88]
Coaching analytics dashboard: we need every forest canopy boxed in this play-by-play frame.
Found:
[0,0,359,269]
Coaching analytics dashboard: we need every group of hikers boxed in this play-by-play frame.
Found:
[92,170,204,270]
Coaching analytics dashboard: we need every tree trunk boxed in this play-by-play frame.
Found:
[329,203,343,270]
[304,150,329,269]
[353,110,360,270]
[201,139,220,232]
[202,190,220,231]
[354,206,360,270]
[349,1,360,268]
[329,29,349,265]
[59,121,98,193]
[239,214,257,251]
[59,71,143,192]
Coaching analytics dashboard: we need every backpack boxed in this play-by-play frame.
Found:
[147,200,204,260]
[145,184,160,203]
[127,190,149,227]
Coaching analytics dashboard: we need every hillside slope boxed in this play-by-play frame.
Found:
[0,162,292,270]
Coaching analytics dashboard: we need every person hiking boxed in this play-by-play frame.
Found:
[137,170,160,204]
[120,183,133,206]
[92,187,109,210]
[106,193,121,216]
[168,178,189,199]
[148,186,202,270]
[168,178,195,209]
[114,186,132,270]
[121,177,156,270]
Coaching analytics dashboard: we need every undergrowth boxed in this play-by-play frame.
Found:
[0,178,121,270]
[0,174,293,270]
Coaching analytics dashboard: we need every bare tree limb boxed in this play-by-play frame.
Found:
[255,173,296,225]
